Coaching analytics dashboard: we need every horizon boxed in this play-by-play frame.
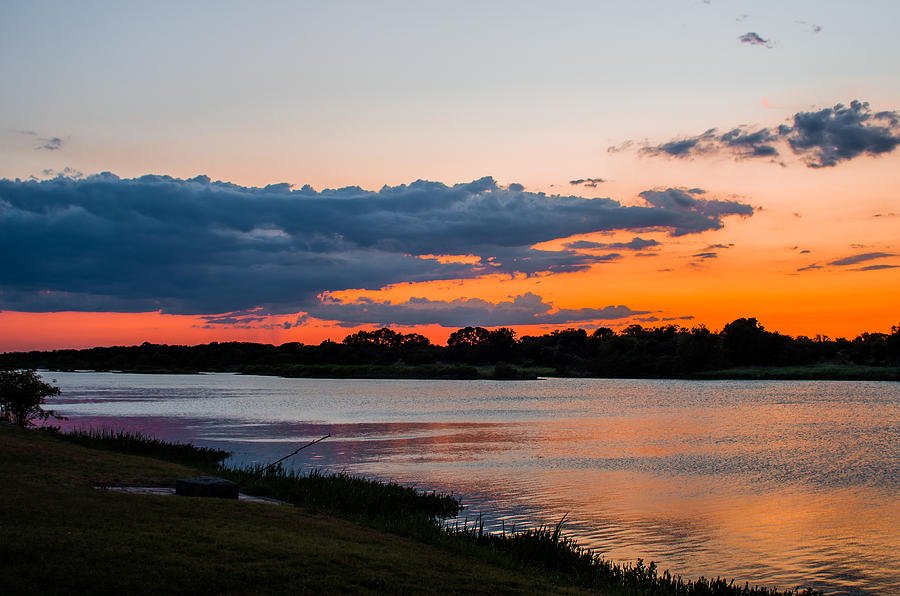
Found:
[2,1,899,352]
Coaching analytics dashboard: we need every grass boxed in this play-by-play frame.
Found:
[49,425,231,466]
[1,425,823,595]
[0,424,592,595]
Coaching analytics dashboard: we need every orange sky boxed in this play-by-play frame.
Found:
[2,4,899,352]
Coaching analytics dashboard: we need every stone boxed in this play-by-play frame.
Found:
[175,476,239,499]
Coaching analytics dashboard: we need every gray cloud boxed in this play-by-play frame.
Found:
[301,292,650,327]
[738,32,773,47]
[35,137,63,151]
[0,174,753,315]
[569,177,606,188]
[637,188,753,235]
[781,101,900,167]
[565,237,660,251]
[640,101,900,168]
[797,263,822,272]
[853,264,897,271]
[828,252,894,267]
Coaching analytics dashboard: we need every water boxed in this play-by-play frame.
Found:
[43,372,900,595]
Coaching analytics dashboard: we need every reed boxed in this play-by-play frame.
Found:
[47,426,230,466]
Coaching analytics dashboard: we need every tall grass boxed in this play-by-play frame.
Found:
[46,426,230,466]
[218,464,461,521]
[441,515,820,595]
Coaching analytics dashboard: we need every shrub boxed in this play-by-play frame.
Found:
[0,369,64,427]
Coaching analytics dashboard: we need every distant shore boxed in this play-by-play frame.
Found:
[37,362,900,381]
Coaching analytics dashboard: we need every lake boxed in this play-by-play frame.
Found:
[43,372,900,595]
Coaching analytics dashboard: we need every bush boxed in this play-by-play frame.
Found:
[0,369,63,427]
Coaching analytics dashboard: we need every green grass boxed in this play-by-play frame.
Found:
[2,426,823,595]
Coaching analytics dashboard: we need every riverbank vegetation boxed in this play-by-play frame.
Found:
[2,318,898,380]
[1,425,821,595]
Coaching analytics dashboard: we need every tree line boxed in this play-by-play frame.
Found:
[1,318,899,378]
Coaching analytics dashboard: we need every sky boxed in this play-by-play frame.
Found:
[1,0,899,351]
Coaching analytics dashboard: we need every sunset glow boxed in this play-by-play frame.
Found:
[2,1,899,351]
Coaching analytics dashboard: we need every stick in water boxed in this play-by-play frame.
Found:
[238,433,331,486]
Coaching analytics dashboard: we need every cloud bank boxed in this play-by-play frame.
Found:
[1,174,752,315]
[639,101,900,167]
[295,292,649,327]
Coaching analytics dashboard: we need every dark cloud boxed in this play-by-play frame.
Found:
[35,137,63,151]
[301,292,650,327]
[640,100,900,168]
[0,174,753,315]
[828,252,894,267]
[641,126,778,159]
[781,101,900,167]
[853,264,898,271]
[565,237,660,251]
[797,264,822,272]
[634,315,695,323]
[704,243,734,250]
[507,182,525,192]
[738,32,773,48]
[569,177,606,187]
[692,252,718,260]
[637,188,752,235]
[872,212,897,218]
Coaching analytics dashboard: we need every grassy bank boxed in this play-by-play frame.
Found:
[0,424,589,595]
[1,426,822,595]
[690,364,900,381]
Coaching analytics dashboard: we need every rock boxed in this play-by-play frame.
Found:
[175,476,239,499]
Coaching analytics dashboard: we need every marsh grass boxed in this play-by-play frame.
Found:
[441,515,820,595]
[220,464,462,520]
[47,426,230,466]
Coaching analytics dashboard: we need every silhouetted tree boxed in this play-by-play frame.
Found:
[0,369,63,427]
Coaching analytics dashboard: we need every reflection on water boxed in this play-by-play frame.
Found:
[45,373,900,595]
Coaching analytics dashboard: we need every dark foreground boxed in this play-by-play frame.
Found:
[0,425,822,595]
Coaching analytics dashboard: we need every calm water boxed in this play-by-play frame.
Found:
[43,372,900,595]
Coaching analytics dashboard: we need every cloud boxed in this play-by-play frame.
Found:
[569,177,606,187]
[795,20,822,34]
[781,101,900,167]
[738,32,773,48]
[853,264,898,271]
[828,252,894,267]
[637,188,753,235]
[606,140,634,153]
[35,137,63,151]
[565,237,660,251]
[301,292,650,327]
[0,174,754,315]
[639,100,900,168]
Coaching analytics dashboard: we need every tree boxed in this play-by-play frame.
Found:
[0,369,63,427]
